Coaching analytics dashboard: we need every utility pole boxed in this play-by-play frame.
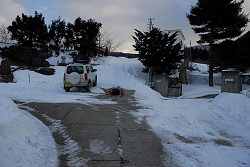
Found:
[147,18,154,31]
[190,40,192,72]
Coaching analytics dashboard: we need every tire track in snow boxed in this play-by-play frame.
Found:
[18,104,89,167]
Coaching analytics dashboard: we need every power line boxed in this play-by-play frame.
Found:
[147,0,187,31]
[153,0,188,19]
[152,0,176,19]
[163,0,188,17]
[157,0,187,18]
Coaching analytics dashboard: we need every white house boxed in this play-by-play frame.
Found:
[162,29,185,50]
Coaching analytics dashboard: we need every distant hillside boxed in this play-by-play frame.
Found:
[0,43,15,49]
[110,52,139,58]
[184,45,209,64]
[193,45,209,50]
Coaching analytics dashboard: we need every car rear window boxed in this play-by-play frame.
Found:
[67,66,84,74]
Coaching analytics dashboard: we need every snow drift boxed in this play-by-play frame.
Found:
[0,95,58,167]
[0,49,250,166]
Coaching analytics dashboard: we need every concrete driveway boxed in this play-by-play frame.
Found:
[18,89,169,167]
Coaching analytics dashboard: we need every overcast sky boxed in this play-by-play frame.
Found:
[0,0,249,53]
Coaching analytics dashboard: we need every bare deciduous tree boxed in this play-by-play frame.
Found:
[98,29,124,54]
[0,22,11,43]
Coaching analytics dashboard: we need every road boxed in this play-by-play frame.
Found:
[18,89,172,167]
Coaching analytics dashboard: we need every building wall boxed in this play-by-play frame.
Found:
[162,29,185,50]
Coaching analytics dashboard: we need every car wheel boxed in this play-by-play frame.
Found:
[65,87,70,92]
[93,76,97,86]
[85,80,91,92]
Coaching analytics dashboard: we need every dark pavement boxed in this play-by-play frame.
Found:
[18,89,170,167]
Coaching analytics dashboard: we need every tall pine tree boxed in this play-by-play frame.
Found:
[48,16,66,56]
[8,11,48,49]
[64,22,74,50]
[132,28,184,74]
[187,0,249,86]
[73,17,102,62]
[214,31,250,72]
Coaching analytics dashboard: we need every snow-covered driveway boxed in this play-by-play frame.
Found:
[1,55,250,166]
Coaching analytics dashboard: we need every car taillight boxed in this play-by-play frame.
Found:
[64,73,66,80]
[85,73,88,80]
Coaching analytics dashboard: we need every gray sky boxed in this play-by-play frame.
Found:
[0,0,249,53]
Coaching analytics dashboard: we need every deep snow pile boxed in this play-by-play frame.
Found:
[0,51,250,166]
[188,63,221,86]
[0,95,58,167]
[213,93,250,125]
[132,92,250,166]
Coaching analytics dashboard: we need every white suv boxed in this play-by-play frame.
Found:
[63,64,97,92]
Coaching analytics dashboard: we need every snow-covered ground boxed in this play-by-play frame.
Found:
[0,50,250,166]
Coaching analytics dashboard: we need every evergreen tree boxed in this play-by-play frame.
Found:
[214,31,250,72]
[191,47,209,63]
[48,16,66,56]
[8,11,48,48]
[64,22,74,50]
[187,0,249,86]
[132,28,184,74]
[214,39,239,71]
[238,31,250,71]
[72,17,102,62]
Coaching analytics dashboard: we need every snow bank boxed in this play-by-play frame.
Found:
[188,63,221,86]
[96,56,147,89]
[247,89,250,98]
[1,54,250,167]
[2,66,112,104]
[47,51,73,66]
[192,63,208,73]
[0,43,14,48]
[0,95,58,167]
[213,92,250,125]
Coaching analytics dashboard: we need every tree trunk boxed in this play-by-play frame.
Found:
[209,43,214,87]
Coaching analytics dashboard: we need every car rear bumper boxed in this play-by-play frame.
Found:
[64,82,88,88]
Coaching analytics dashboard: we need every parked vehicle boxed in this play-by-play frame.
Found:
[63,64,97,92]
